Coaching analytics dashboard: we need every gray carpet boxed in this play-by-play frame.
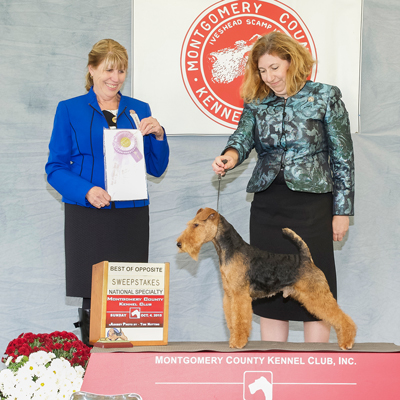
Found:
[91,341,400,354]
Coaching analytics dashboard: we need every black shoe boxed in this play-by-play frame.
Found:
[74,308,91,346]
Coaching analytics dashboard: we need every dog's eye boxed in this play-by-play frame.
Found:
[193,223,199,228]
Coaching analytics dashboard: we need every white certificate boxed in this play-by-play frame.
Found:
[103,129,147,201]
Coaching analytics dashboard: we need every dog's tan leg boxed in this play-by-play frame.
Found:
[292,267,357,350]
[227,291,253,349]
[221,267,252,348]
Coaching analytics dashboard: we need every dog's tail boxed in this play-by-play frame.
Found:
[282,228,313,262]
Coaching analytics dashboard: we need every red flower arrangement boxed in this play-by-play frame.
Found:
[2,331,91,369]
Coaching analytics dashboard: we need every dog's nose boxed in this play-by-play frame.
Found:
[177,242,182,248]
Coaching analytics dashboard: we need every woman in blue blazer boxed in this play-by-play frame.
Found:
[45,39,169,344]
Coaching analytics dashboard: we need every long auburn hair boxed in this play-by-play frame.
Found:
[85,39,128,92]
[241,31,315,103]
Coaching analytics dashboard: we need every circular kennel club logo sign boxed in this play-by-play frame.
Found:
[181,0,317,129]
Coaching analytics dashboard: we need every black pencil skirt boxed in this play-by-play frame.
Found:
[250,181,337,322]
[64,203,149,299]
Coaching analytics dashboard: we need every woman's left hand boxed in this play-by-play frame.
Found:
[332,215,349,241]
[139,117,164,140]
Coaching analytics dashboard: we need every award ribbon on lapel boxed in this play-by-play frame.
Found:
[129,109,141,129]
[113,131,143,162]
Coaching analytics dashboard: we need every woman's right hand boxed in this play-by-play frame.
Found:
[212,150,239,176]
[86,186,111,209]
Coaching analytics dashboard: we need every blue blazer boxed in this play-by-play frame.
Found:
[45,88,169,208]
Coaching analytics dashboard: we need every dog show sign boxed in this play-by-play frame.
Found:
[133,0,362,134]
[89,261,170,346]
[81,348,400,399]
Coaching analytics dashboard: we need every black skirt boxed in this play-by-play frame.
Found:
[250,181,336,322]
[64,203,149,298]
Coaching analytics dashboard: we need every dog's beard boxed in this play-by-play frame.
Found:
[176,236,201,261]
[178,244,200,261]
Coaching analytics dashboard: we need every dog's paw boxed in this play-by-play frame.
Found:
[336,314,357,350]
[229,341,246,349]
[338,325,357,350]
[339,341,354,351]
[229,336,248,349]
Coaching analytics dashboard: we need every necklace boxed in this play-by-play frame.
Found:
[108,109,118,123]
[97,93,120,112]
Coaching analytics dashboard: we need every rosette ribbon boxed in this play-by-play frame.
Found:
[113,130,143,163]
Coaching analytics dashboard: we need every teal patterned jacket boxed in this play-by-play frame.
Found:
[224,81,354,215]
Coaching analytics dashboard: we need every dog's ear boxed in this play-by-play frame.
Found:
[196,208,204,215]
[206,212,215,220]
[200,207,218,221]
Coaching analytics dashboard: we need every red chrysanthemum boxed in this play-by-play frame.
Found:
[1,331,91,368]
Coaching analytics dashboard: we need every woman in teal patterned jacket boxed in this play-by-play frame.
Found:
[212,32,354,344]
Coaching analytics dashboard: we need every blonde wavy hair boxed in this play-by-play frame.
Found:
[85,39,128,92]
[241,31,315,103]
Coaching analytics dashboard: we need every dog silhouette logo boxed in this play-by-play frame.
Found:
[130,308,141,319]
[244,372,273,400]
[181,0,316,129]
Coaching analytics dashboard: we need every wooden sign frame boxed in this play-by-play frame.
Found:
[89,261,169,346]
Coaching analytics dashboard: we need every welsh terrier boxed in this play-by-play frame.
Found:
[176,207,357,350]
